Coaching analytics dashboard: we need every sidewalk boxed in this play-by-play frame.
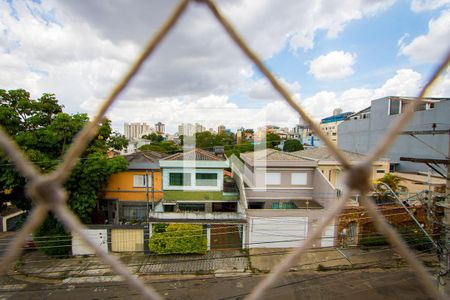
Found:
[13,250,250,282]
[248,247,440,272]
[11,247,440,283]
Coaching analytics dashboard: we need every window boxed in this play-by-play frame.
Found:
[133,175,150,187]
[271,202,297,209]
[122,205,147,221]
[265,172,281,185]
[291,172,307,185]
[163,204,175,212]
[389,99,401,115]
[249,202,265,209]
[178,203,205,212]
[169,173,191,186]
[195,173,218,186]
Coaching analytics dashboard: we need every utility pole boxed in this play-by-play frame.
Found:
[441,132,450,291]
[146,170,149,223]
[399,129,450,292]
[151,170,155,212]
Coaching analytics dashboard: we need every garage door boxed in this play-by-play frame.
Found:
[249,217,308,248]
[321,223,335,247]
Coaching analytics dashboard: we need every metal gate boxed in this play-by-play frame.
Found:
[111,228,144,252]
[210,224,241,250]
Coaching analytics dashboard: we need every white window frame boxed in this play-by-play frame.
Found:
[133,174,151,187]
[291,172,307,185]
[265,172,281,185]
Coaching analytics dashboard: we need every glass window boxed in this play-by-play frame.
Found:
[265,172,281,185]
[291,172,307,185]
[195,173,218,186]
[169,173,191,186]
[133,175,150,187]
[122,205,146,221]
[389,99,401,115]
[178,203,205,212]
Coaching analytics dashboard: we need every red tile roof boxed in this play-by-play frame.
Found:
[163,148,225,161]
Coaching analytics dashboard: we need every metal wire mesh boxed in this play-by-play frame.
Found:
[0,0,449,299]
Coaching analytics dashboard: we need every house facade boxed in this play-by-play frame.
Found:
[292,148,390,193]
[149,148,246,250]
[102,151,167,224]
[233,149,338,249]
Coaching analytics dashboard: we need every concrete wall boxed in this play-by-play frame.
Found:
[339,98,450,172]
[313,170,337,208]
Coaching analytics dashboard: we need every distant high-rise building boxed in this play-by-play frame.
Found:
[178,123,205,136]
[218,124,226,133]
[124,122,150,140]
[333,108,343,116]
[155,122,165,134]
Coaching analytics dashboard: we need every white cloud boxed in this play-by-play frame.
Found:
[0,0,415,134]
[299,69,425,119]
[427,66,450,96]
[246,78,301,101]
[373,69,422,98]
[103,66,450,134]
[400,10,450,63]
[410,0,450,12]
[308,51,356,80]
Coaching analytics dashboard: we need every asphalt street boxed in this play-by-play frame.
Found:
[0,268,435,300]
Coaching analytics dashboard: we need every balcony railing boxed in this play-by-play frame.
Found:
[148,211,246,220]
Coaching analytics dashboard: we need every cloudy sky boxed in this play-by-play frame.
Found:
[1,0,450,134]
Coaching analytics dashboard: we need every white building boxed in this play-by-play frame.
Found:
[178,123,206,136]
[124,122,151,140]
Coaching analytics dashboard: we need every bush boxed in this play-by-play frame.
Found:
[283,139,303,152]
[359,226,433,251]
[359,235,389,247]
[152,223,168,233]
[34,214,71,256]
[149,224,207,254]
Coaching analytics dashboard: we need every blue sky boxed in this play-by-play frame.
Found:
[1,0,449,133]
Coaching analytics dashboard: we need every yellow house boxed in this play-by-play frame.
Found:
[292,148,390,190]
[102,151,168,224]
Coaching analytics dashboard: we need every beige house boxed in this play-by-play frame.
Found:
[292,148,390,191]
[233,149,338,248]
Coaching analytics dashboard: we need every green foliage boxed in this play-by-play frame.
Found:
[152,223,168,233]
[138,140,181,154]
[377,173,401,193]
[224,142,254,158]
[107,132,128,151]
[34,214,71,256]
[142,132,164,143]
[149,224,207,254]
[360,226,432,251]
[266,133,281,148]
[359,235,389,247]
[283,139,303,152]
[0,89,128,248]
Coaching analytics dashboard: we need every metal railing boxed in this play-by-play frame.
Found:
[0,1,449,299]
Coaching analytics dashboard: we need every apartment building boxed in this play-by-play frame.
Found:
[338,96,449,172]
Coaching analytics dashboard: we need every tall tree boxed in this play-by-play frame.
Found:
[0,89,128,223]
[283,139,304,152]
[266,133,281,148]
